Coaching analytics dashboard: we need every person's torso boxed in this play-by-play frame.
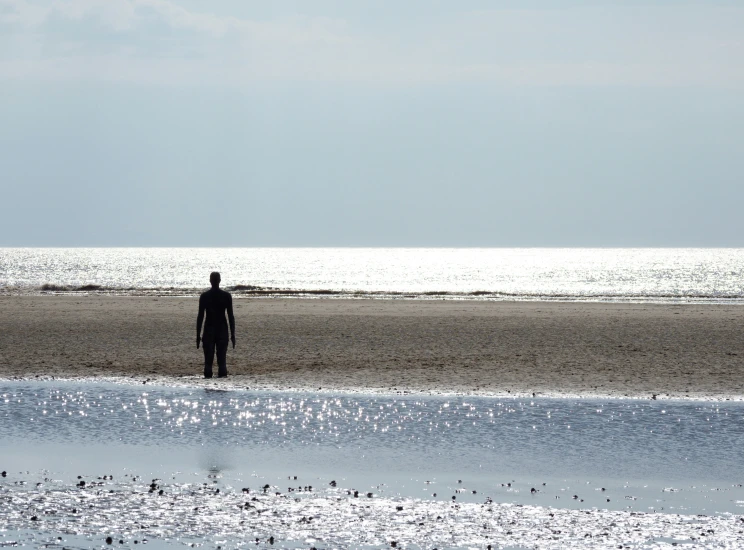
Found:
[201,288,230,328]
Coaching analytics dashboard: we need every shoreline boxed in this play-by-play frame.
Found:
[4,288,744,306]
[1,296,743,400]
[4,374,744,403]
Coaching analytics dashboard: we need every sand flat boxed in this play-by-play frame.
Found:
[1,296,742,399]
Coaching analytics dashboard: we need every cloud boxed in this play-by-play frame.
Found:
[0,0,743,88]
[0,0,47,26]
[1,0,351,41]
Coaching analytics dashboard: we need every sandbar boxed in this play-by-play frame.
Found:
[0,296,742,399]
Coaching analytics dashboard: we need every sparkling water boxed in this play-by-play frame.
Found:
[2,381,744,548]
[2,247,744,302]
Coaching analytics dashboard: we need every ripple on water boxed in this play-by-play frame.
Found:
[1,381,744,548]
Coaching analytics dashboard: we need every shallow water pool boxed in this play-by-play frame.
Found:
[1,381,743,548]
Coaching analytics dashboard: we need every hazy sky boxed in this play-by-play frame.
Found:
[1,0,743,246]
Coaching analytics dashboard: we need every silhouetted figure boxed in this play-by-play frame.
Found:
[196,272,235,378]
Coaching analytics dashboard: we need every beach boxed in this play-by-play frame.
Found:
[3,296,744,549]
[1,296,742,399]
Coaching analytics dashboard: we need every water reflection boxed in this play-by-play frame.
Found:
[5,247,744,302]
[1,381,744,548]
[3,381,743,484]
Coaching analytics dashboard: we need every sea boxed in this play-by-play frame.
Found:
[2,247,744,303]
[2,248,744,548]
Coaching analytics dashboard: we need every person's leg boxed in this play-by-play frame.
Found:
[203,337,216,378]
[216,338,228,378]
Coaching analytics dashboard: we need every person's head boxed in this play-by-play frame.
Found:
[209,272,221,288]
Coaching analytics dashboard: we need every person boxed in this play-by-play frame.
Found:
[196,272,235,378]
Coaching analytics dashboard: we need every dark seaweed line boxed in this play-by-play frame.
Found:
[0,283,739,301]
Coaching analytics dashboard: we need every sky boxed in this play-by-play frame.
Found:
[1,0,743,246]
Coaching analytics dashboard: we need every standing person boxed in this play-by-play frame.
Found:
[196,272,235,378]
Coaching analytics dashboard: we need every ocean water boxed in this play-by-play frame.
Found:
[2,381,744,549]
[1,247,744,303]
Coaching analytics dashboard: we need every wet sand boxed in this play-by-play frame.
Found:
[0,296,742,399]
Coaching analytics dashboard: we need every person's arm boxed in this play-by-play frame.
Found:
[227,294,236,348]
[196,295,205,348]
